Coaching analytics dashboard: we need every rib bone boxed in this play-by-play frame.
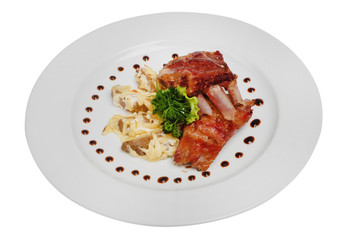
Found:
[205,85,236,121]
[197,93,213,116]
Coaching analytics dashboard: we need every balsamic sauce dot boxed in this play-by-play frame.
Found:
[243,77,251,83]
[83,118,91,123]
[81,130,89,135]
[97,85,104,91]
[235,152,243,158]
[143,175,151,181]
[248,87,255,93]
[254,98,264,106]
[105,156,113,162]
[116,166,124,172]
[158,176,169,183]
[244,136,255,144]
[109,76,116,80]
[250,119,261,128]
[133,64,140,70]
[96,148,104,154]
[188,175,196,181]
[174,177,182,183]
[163,63,166,67]
[143,56,149,61]
[89,140,97,146]
[172,53,178,59]
[132,170,139,176]
[92,95,99,100]
[118,67,124,72]
[221,161,229,167]
[202,171,211,177]
[85,107,93,112]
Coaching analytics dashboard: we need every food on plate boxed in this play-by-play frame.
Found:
[174,98,253,170]
[158,51,254,170]
[136,65,158,92]
[103,67,180,161]
[151,86,199,137]
[103,112,179,161]
[112,85,154,113]
[103,112,161,141]
[158,51,236,97]
[104,51,255,170]
[121,132,179,161]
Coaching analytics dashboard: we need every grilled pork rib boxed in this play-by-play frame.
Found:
[158,51,236,97]
[174,101,253,171]
[158,51,254,171]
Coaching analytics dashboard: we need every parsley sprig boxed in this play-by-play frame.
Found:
[152,86,199,137]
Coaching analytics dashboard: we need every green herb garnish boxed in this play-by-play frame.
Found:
[152,86,199,137]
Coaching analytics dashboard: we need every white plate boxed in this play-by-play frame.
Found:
[25,13,322,226]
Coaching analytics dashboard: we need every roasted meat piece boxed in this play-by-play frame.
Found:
[158,50,255,170]
[158,51,236,97]
[174,100,253,171]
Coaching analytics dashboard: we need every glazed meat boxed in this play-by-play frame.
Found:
[158,51,236,97]
[159,50,254,170]
[174,100,253,171]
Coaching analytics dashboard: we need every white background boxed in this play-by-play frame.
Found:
[1,0,358,239]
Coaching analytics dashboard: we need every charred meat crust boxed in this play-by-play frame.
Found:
[159,51,236,97]
[158,50,255,171]
[173,103,253,171]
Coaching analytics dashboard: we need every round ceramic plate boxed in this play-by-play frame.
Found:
[25,13,322,226]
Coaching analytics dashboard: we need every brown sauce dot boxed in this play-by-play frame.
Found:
[202,171,211,177]
[105,156,113,162]
[81,130,89,135]
[96,148,104,154]
[221,161,230,167]
[143,175,151,181]
[172,53,178,59]
[254,98,264,106]
[235,152,243,158]
[244,136,255,144]
[250,119,261,128]
[132,170,139,176]
[89,140,97,146]
[188,175,196,181]
[174,177,182,183]
[133,64,140,70]
[158,176,169,183]
[109,76,116,80]
[248,87,255,93]
[85,107,93,112]
[83,118,91,123]
[143,56,149,61]
[243,77,251,83]
[118,67,124,72]
[116,166,124,172]
[163,63,166,67]
[97,85,104,91]
[92,95,99,100]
